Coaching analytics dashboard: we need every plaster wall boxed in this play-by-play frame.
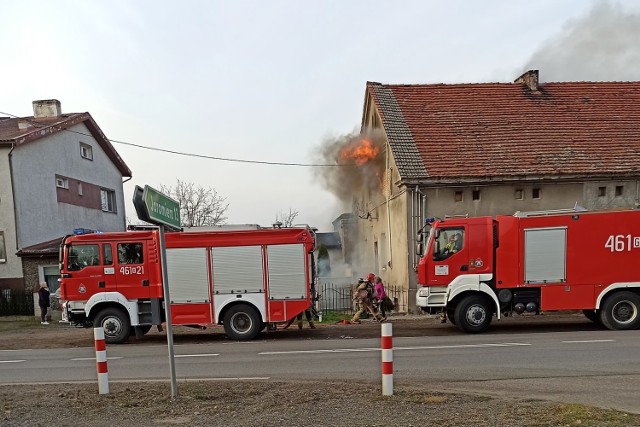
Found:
[0,146,24,284]
[10,123,127,248]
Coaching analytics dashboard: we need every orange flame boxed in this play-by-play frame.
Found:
[339,138,379,166]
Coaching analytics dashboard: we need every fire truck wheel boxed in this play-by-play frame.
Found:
[446,309,456,325]
[223,304,261,340]
[129,325,152,337]
[453,295,493,333]
[94,307,131,344]
[600,291,640,331]
[582,309,602,325]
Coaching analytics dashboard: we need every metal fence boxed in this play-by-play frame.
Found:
[317,281,406,315]
[0,289,35,316]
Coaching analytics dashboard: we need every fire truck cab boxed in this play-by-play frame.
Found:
[60,226,316,343]
[416,208,640,333]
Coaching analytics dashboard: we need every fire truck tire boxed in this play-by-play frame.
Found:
[94,307,131,344]
[582,309,602,325]
[599,291,640,331]
[129,325,152,337]
[446,309,457,325]
[454,295,493,333]
[223,304,261,341]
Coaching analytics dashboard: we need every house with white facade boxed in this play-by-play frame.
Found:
[0,100,131,293]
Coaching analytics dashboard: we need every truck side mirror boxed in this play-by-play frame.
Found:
[416,242,424,256]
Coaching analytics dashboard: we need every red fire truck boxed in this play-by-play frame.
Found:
[416,208,640,333]
[59,226,316,343]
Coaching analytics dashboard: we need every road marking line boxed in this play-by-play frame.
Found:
[395,343,532,350]
[259,348,379,355]
[175,353,220,358]
[259,342,531,355]
[183,377,269,381]
[70,357,123,361]
[562,339,615,344]
[0,360,26,363]
[0,349,32,352]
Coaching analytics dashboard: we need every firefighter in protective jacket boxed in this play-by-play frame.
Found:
[350,273,385,323]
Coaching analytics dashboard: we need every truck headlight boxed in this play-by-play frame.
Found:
[417,287,430,297]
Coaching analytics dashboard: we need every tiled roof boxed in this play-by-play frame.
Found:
[368,85,427,179]
[368,79,640,182]
[0,113,131,177]
[16,237,64,257]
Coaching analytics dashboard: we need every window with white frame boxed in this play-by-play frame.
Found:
[100,189,116,213]
[515,189,524,200]
[0,231,6,262]
[80,142,93,160]
[56,177,69,189]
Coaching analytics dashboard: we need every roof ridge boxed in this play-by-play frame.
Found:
[371,80,640,88]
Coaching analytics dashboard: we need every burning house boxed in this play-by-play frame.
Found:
[317,70,640,313]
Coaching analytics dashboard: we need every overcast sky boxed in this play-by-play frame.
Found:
[2,0,639,231]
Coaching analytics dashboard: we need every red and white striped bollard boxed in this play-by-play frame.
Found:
[94,327,109,394]
[381,322,393,396]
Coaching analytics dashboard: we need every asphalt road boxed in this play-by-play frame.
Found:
[2,327,640,413]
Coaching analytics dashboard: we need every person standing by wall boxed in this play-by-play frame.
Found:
[374,276,391,319]
[38,282,50,325]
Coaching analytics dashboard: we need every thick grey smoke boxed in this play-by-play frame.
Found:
[312,129,386,280]
[312,129,386,204]
[524,1,640,81]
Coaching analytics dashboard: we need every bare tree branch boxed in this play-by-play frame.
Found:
[160,179,229,227]
[274,208,299,227]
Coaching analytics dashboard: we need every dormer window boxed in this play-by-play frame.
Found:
[80,142,93,160]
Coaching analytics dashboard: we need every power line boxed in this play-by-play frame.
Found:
[0,110,341,167]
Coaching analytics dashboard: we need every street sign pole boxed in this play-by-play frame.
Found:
[158,226,178,399]
[132,185,180,399]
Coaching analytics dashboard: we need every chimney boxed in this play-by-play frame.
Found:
[514,70,539,91]
[32,99,62,118]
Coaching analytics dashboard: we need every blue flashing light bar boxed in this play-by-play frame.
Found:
[73,228,95,235]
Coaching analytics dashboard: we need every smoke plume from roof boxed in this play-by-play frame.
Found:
[523,1,640,81]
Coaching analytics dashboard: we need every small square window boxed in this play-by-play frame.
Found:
[532,188,541,199]
[472,190,480,201]
[515,189,524,200]
[56,177,69,189]
[615,185,623,197]
[454,191,463,202]
[598,187,606,197]
[80,143,93,160]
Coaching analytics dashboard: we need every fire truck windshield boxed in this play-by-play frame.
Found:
[66,244,100,271]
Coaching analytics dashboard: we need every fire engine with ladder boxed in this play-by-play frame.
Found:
[416,207,640,333]
[59,226,316,343]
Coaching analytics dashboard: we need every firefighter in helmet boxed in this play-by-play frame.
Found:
[350,273,385,324]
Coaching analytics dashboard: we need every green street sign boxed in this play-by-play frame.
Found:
[138,185,181,229]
